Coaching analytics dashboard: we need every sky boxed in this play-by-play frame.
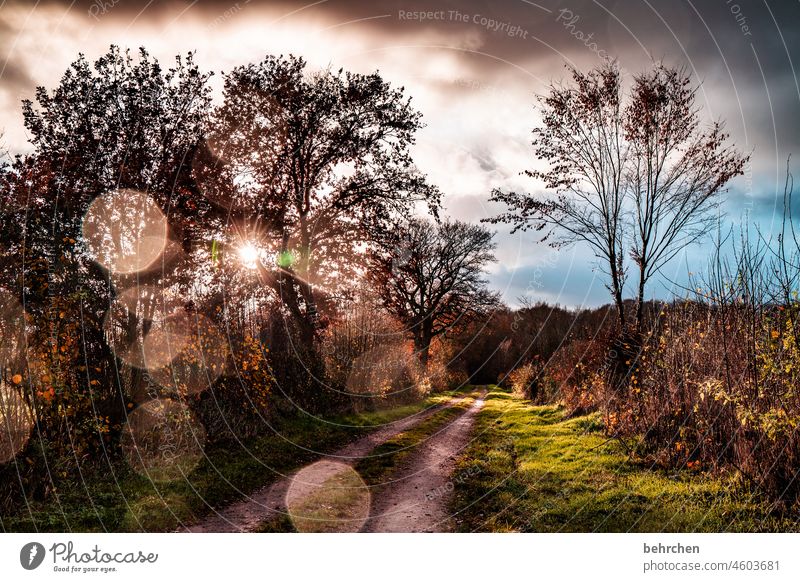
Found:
[1,0,799,308]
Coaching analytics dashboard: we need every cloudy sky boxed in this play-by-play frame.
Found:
[1,0,798,308]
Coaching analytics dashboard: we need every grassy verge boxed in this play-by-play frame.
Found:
[450,386,794,532]
[1,390,462,532]
[255,391,478,532]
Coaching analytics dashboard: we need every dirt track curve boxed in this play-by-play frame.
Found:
[182,392,479,533]
[362,391,485,532]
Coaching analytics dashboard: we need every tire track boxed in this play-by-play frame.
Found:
[181,393,473,533]
[362,390,485,532]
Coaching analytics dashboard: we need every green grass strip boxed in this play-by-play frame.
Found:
[449,387,795,532]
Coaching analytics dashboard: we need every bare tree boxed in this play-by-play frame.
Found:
[487,63,628,329]
[625,64,748,330]
[369,219,499,368]
[488,62,747,332]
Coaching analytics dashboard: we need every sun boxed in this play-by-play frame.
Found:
[238,243,260,269]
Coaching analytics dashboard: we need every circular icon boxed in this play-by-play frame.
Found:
[19,542,45,570]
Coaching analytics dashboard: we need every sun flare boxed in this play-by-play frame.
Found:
[238,243,260,269]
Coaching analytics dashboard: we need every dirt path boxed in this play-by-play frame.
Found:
[362,390,485,532]
[181,393,472,533]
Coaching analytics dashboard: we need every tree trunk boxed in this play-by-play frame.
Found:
[257,259,318,345]
[609,252,626,331]
[634,264,646,332]
[415,338,430,369]
[414,321,433,370]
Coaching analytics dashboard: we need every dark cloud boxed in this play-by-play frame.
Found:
[0,59,35,94]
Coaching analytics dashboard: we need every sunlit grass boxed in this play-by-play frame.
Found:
[450,387,795,532]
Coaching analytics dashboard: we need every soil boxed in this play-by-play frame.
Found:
[361,391,485,532]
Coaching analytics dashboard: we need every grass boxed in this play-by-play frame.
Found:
[449,386,796,532]
[287,464,370,533]
[13,385,783,533]
[0,389,462,532]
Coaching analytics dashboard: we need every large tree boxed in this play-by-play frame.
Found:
[488,62,747,332]
[197,55,440,344]
[0,46,213,427]
[369,219,499,368]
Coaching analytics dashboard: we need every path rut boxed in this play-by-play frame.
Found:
[362,391,485,532]
[181,393,472,533]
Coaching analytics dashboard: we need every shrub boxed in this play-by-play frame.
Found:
[607,299,800,508]
[544,337,612,415]
[508,361,537,399]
